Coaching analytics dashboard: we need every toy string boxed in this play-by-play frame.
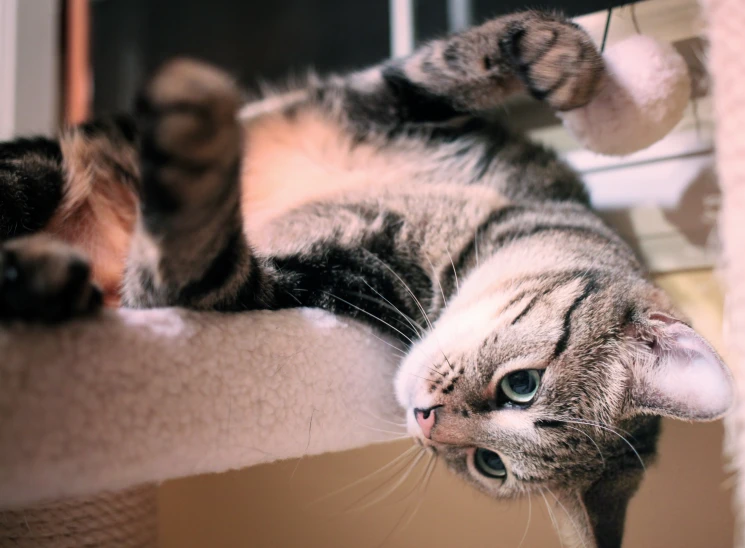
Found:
[600,7,613,53]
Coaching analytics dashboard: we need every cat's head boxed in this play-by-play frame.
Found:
[394,270,733,547]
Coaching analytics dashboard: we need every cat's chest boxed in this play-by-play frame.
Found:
[252,183,509,267]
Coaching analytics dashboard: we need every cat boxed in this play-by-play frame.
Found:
[0,10,733,548]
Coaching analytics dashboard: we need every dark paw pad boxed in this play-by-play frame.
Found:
[500,15,603,111]
[134,59,244,212]
[137,59,243,168]
[0,236,102,323]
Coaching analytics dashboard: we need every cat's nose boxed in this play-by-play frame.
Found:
[414,406,441,439]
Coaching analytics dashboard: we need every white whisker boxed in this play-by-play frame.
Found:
[518,494,532,548]
[398,454,437,530]
[423,253,448,309]
[362,280,426,337]
[337,392,407,436]
[344,287,424,339]
[321,291,418,347]
[564,425,606,469]
[312,445,419,505]
[548,488,587,548]
[445,248,460,295]
[344,450,426,513]
[375,453,436,547]
[360,248,435,332]
[554,417,645,472]
[540,491,565,548]
[475,227,480,268]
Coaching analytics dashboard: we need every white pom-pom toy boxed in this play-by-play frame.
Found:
[559,34,691,156]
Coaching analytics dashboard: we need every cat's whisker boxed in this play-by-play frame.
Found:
[365,331,411,359]
[282,289,303,306]
[360,280,426,337]
[320,291,418,347]
[350,422,408,437]
[361,450,433,515]
[547,488,588,548]
[355,405,407,428]
[385,450,436,507]
[375,452,436,548]
[322,291,442,381]
[343,287,424,339]
[518,494,532,548]
[445,247,460,295]
[540,491,565,548]
[407,372,431,382]
[567,417,637,439]
[343,449,427,514]
[290,407,315,479]
[359,248,436,333]
[397,453,437,530]
[311,445,419,505]
[373,242,454,382]
[423,253,449,309]
[417,253,458,374]
[554,417,646,472]
[474,227,480,268]
[564,425,606,469]
[337,396,407,436]
[442,354,456,374]
[342,294,422,341]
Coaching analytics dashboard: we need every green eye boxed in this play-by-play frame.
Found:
[474,448,507,479]
[499,369,541,405]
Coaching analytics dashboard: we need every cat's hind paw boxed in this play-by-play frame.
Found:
[0,235,102,323]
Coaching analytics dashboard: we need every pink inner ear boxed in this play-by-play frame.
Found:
[648,312,679,325]
[633,318,734,421]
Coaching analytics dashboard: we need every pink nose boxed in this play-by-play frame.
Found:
[414,407,439,439]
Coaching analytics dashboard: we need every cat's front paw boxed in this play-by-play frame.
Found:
[499,13,603,111]
[135,59,243,212]
[0,235,102,323]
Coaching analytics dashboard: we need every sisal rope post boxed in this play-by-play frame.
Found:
[0,485,158,547]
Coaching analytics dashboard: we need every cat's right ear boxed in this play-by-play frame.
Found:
[627,312,734,421]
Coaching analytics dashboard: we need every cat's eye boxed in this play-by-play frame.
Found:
[498,369,541,406]
[474,448,507,479]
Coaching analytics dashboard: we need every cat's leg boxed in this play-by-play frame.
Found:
[0,118,137,320]
[0,138,66,241]
[122,60,274,311]
[321,10,602,130]
[0,117,138,243]
[0,234,102,322]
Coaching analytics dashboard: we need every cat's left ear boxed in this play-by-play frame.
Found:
[628,312,734,421]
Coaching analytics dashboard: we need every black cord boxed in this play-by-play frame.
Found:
[630,3,642,34]
[600,7,613,53]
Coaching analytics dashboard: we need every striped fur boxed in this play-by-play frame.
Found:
[0,11,731,548]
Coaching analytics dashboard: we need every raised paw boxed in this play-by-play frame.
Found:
[135,59,243,212]
[0,235,102,323]
[499,13,603,111]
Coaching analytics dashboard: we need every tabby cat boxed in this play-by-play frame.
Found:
[0,11,733,547]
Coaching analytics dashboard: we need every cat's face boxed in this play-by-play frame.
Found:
[394,271,732,545]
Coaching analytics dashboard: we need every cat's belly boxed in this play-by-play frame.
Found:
[252,182,509,268]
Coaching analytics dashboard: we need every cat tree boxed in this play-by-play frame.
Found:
[705,0,745,545]
[0,308,403,545]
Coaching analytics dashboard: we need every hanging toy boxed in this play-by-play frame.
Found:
[559,32,692,156]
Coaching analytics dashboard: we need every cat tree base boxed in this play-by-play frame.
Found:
[0,485,157,548]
